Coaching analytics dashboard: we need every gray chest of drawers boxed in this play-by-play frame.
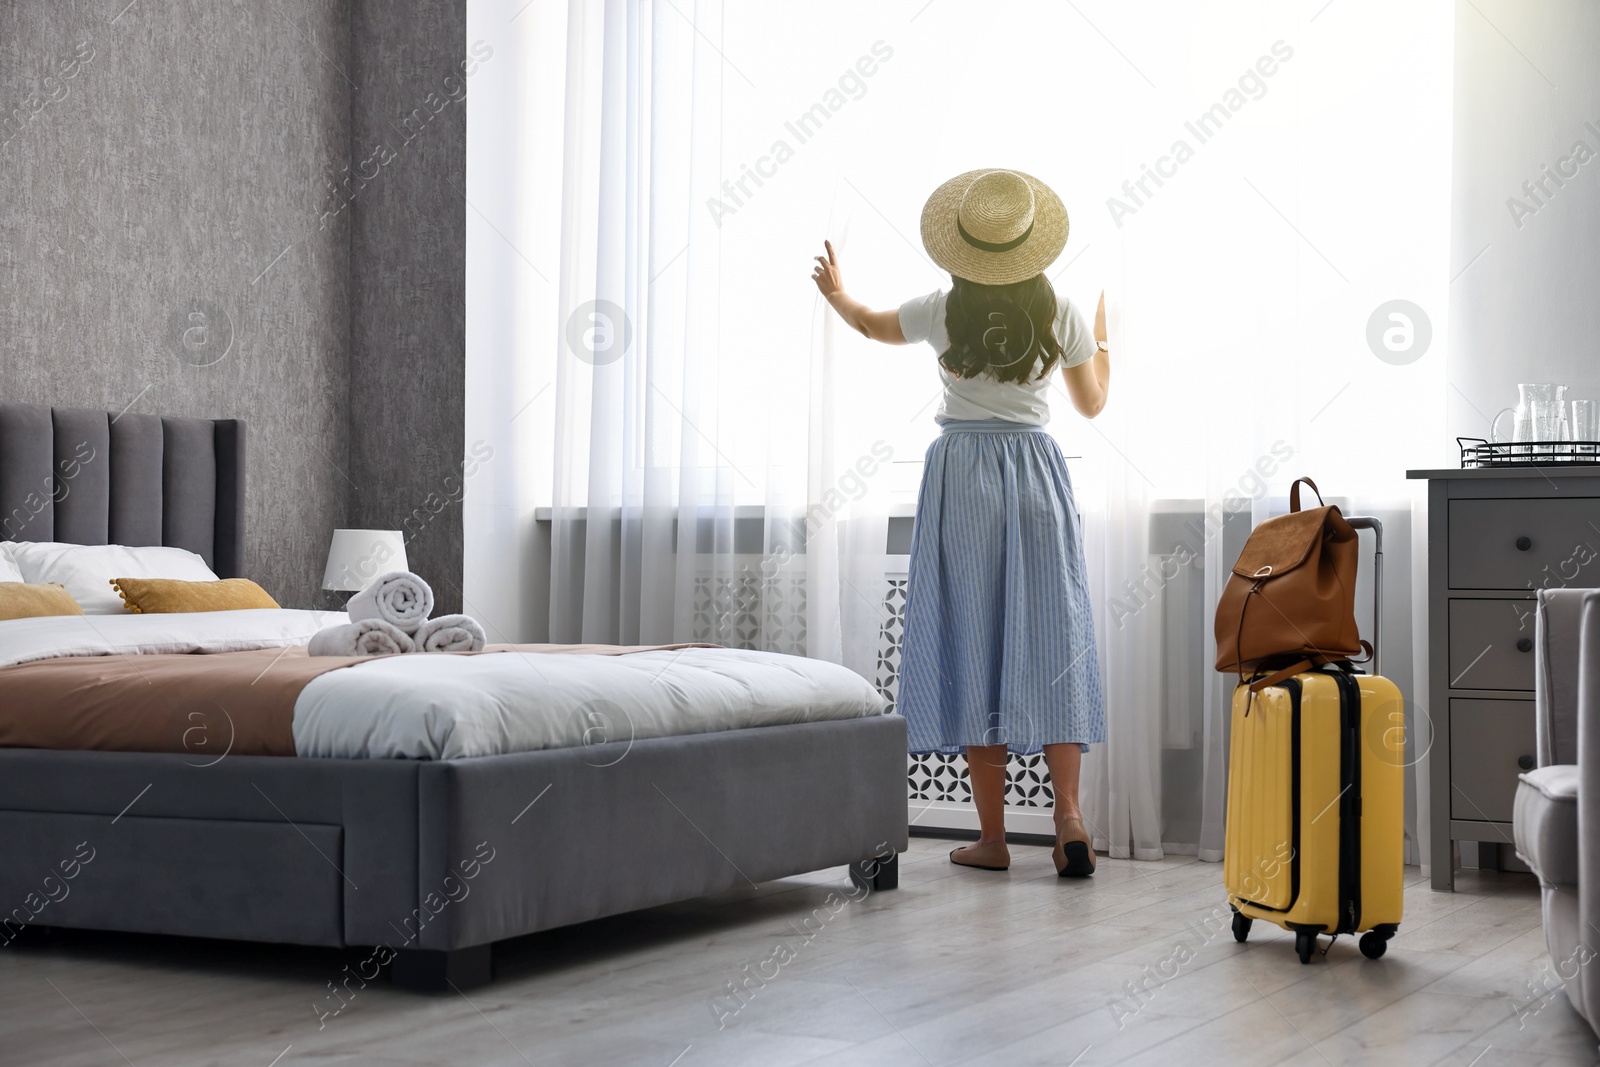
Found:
[1409,466,1600,890]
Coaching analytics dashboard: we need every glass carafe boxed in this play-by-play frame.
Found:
[1493,383,1569,452]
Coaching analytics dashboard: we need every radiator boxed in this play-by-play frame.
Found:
[687,550,1205,837]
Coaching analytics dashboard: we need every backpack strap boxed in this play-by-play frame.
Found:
[1248,658,1314,693]
[1248,640,1374,693]
[1341,640,1376,674]
[1231,577,1269,689]
[1289,477,1324,513]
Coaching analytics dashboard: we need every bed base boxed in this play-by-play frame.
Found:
[0,715,907,991]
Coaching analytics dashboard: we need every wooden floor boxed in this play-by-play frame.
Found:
[1,835,1594,1066]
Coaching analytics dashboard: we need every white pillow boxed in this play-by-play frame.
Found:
[7,542,220,614]
[0,543,22,583]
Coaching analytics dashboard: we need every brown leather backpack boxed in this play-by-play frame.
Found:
[1214,477,1367,691]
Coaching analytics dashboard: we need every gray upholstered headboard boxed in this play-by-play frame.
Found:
[0,403,246,578]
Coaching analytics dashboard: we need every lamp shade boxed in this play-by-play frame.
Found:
[323,529,408,591]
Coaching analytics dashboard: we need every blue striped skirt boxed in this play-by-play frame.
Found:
[899,419,1105,755]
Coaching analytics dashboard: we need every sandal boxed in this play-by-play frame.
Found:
[1053,818,1096,878]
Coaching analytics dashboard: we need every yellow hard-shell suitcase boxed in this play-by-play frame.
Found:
[1223,515,1406,964]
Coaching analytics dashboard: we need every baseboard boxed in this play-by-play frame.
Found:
[906,802,1210,860]
[908,825,1057,846]
[907,799,1057,840]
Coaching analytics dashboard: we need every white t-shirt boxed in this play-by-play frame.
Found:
[898,289,1097,425]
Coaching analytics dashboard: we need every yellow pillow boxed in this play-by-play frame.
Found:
[0,582,85,621]
[110,577,280,614]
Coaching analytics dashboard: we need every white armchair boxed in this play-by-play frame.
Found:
[1513,588,1600,1032]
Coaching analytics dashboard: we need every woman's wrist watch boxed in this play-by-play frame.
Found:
[1095,339,1109,352]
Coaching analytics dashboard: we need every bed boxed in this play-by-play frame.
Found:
[0,402,907,990]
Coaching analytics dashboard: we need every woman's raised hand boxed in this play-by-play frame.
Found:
[811,240,843,298]
[811,241,906,344]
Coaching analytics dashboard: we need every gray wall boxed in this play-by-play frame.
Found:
[0,0,353,607]
[0,0,465,608]
[1450,0,1600,433]
[349,0,466,615]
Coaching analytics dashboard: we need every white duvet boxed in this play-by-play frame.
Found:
[0,611,888,760]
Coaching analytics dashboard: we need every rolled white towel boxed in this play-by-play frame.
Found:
[414,613,487,653]
[346,571,434,635]
[307,618,416,656]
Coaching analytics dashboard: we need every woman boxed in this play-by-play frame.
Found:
[811,168,1109,877]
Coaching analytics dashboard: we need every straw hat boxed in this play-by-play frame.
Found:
[919,169,1068,286]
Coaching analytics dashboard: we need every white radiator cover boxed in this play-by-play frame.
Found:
[689,564,1062,833]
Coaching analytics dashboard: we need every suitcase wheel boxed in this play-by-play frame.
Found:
[1359,924,1398,960]
[1295,930,1317,964]
[1231,911,1252,943]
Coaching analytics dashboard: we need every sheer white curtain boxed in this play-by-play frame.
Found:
[468,0,895,664]
[467,0,1455,864]
[1071,0,1455,861]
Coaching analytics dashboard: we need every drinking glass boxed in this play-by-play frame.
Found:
[1572,399,1599,439]
[1529,399,1568,446]
[1573,399,1599,461]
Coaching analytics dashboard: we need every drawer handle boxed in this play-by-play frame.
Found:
[1519,755,1536,771]
[1517,637,1534,653]
[1516,536,1533,551]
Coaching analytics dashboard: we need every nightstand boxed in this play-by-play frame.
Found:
[1408,466,1600,890]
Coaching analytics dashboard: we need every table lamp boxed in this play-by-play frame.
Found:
[323,529,408,595]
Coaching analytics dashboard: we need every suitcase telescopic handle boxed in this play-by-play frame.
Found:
[1344,515,1382,676]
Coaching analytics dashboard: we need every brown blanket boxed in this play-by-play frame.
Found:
[0,642,717,757]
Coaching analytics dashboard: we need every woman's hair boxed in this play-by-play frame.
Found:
[937,273,1063,384]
